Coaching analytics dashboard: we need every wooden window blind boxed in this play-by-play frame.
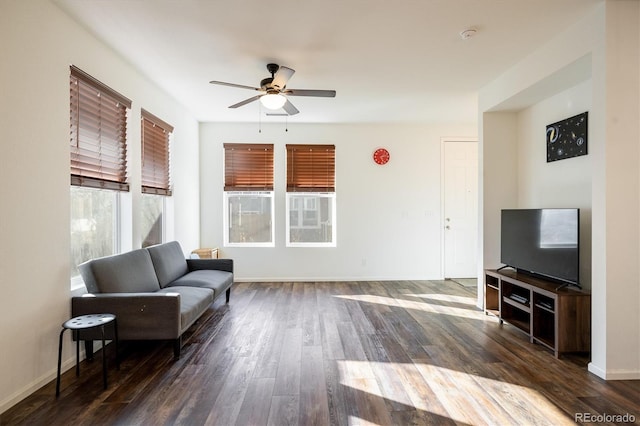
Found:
[70,65,132,191]
[224,143,274,191]
[286,144,335,192]
[141,109,173,196]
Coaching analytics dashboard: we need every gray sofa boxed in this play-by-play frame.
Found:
[72,241,233,357]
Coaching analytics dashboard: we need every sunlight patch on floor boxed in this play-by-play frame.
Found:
[334,294,481,320]
[347,416,381,426]
[410,293,476,305]
[338,360,574,426]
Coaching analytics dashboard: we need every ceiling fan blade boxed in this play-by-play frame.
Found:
[282,89,336,97]
[282,99,299,116]
[271,66,295,90]
[209,80,261,91]
[229,95,262,108]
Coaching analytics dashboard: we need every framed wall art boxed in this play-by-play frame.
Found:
[546,111,588,162]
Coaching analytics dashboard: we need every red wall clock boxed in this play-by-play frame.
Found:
[373,148,390,165]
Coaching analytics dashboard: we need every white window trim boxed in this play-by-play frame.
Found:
[140,193,167,247]
[70,188,124,291]
[286,192,336,247]
[223,191,275,247]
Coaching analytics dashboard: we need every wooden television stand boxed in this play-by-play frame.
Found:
[484,268,591,358]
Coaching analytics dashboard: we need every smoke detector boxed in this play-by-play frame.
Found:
[460,28,477,40]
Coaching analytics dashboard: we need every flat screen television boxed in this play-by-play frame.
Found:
[501,208,580,288]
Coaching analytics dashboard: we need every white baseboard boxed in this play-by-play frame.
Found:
[588,362,640,380]
[232,276,443,283]
[0,341,106,415]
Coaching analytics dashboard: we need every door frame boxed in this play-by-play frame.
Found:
[440,137,478,279]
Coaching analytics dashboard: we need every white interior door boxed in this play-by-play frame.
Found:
[443,140,478,278]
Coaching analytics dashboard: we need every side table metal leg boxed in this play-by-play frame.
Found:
[100,325,107,389]
[56,328,66,397]
[114,318,119,369]
[75,330,80,377]
[84,340,94,361]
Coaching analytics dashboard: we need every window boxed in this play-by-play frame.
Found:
[140,193,164,248]
[141,110,173,247]
[69,66,131,280]
[223,143,274,246]
[286,144,336,246]
[141,109,172,196]
[70,66,131,190]
[70,186,119,278]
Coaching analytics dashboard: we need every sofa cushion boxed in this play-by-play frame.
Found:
[168,270,234,298]
[157,286,214,332]
[79,249,160,293]
[147,241,189,288]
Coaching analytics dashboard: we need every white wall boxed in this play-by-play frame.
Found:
[480,1,640,379]
[0,0,200,413]
[480,112,519,273]
[200,122,476,281]
[596,0,640,379]
[516,80,593,289]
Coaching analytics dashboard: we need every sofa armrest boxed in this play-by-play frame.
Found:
[71,293,181,340]
[186,258,233,273]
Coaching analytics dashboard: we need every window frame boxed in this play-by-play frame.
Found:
[69,186,122,289]
[285,144,336,247]
[141,109,173,196]
[223,144,275,247]
[286,192,336,247]
[69,65,130,286]
[223,190,275,247]
[140,109,172,248]
[69,65,131,191]
[140,192,166,248]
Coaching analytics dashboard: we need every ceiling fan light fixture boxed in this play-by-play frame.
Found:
[210,63,334,116]
[260,93,287,110]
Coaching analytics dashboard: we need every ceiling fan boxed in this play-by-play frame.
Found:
[209,63,336,116]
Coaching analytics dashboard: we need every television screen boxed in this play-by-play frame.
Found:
[501,209,579,286]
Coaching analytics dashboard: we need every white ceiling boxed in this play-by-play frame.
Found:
[53,0,602,124]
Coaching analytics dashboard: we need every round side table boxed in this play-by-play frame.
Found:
[56,313,118,397]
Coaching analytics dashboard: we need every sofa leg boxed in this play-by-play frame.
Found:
[173,337,181,359]
[84,340,94,361]
[226,288,231,303]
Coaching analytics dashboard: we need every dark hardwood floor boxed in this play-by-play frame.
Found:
[2,280,638,425]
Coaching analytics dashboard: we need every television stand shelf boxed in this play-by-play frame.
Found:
[484,269,591,358]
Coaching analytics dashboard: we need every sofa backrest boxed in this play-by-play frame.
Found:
[79,248,161,293]
[146,241,189,288]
